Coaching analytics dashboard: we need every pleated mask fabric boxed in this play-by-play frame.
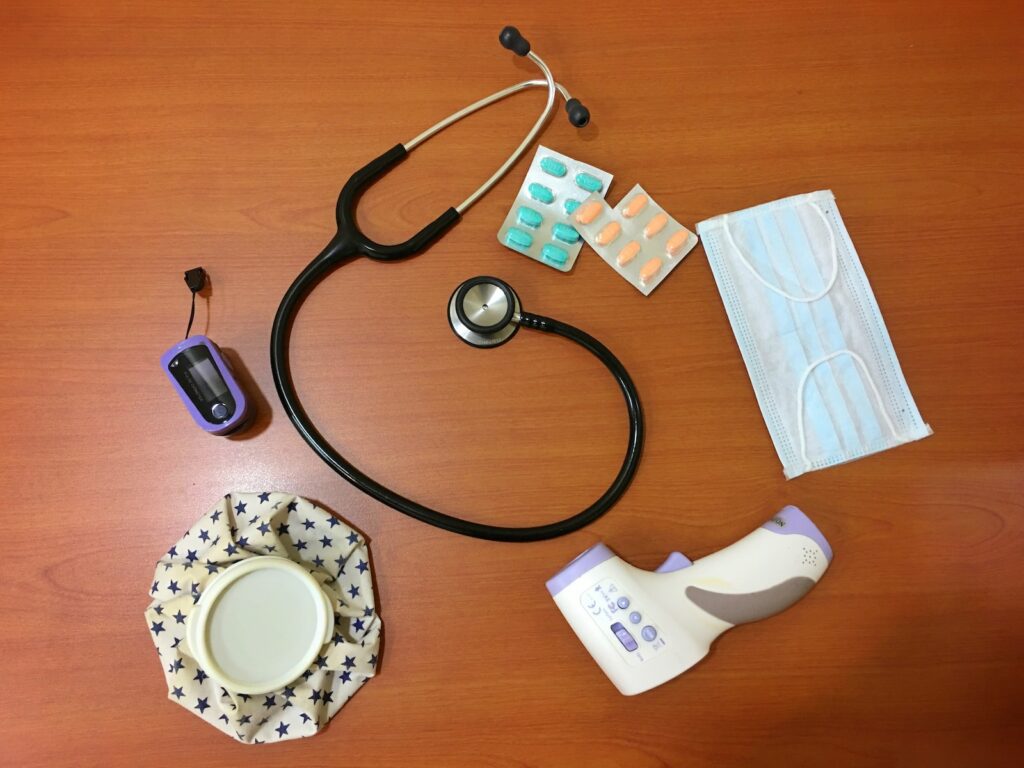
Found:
[697,190,932,478]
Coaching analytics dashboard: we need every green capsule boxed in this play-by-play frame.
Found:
[574,172,603,193]
[517,206,543,229]
[564,198,582,215]
[528,182,555,205]
[552,223,581,244]
[541,243,569,266]
[505,227,534,252]
[540,156,568,177]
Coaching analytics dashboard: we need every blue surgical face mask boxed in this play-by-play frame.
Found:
[697,190,932,478]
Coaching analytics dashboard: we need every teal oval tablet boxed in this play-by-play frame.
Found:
[564,198,582,215]
[574,172,603,193]
[528,182,555,205]
[539,156,568,177]
[505,227,533,252]
[517,206,543,229]
[552,223,580,244]
[541,243,569,266]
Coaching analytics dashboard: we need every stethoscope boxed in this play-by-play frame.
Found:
[270,27,643,542]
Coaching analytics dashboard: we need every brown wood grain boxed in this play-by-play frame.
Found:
[1,1,1022,765]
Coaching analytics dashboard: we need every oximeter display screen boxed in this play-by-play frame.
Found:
[191,358,228,399]
[167,343,236,424]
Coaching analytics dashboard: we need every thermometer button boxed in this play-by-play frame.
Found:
[211,402,228,420]
[610,622,638,652]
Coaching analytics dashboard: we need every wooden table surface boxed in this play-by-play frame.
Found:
[2,1,1022,765]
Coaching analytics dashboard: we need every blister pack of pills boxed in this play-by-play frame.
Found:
[573,184,698,295]
[497,145,614,272]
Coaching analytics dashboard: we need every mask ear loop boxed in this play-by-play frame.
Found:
[722,202,838,303]
[796,350,906,468]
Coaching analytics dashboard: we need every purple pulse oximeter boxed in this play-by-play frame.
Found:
[161,335,249,435]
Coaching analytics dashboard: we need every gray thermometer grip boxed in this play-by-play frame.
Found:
[684,577,816,626]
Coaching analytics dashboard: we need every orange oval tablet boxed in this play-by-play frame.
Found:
[596,221,621,246]
[622,194,649,218]
[666,229,691,257]
[644,213,668,238]
[639,257,662,284]
[573,201,603,225]
[617,241,640,266]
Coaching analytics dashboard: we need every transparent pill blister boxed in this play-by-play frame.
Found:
[497,145,614,272]
[573,183,698,296]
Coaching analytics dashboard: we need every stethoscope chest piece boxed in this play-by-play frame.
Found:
[448,276,521,348]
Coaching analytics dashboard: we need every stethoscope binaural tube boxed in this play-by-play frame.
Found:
[270,28,643,542]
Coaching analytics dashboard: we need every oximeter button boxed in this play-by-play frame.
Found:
[641,625,657,642]
[629,611,642,624]
[211,402,228,420]
[616,596,630,609]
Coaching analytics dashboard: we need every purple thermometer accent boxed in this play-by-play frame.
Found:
[761,505,833,562]
[655,551,693,573]
[546,543,615,597]
[160,335,249,436]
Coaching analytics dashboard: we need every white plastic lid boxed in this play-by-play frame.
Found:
[186,557,332,695]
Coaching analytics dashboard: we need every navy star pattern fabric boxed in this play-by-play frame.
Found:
[144,492,381,745]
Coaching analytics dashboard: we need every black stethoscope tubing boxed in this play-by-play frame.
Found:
[269,29,644,542]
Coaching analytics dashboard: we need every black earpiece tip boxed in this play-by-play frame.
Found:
[499,25,530,56]
[565,98,591,128]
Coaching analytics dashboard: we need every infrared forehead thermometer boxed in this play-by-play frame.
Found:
[546,506,832,695]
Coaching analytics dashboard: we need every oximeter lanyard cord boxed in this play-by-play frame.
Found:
[185,291,197,339]
[270,239,644,543]
[183,266,207,340]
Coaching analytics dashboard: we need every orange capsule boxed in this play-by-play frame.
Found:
[617,241,640,266]
[573,201,603,225]
[639,257,662,284]
[665,229,691,257]
[644,213,668,238]
[596,221,621,246]
[622,194,649,218]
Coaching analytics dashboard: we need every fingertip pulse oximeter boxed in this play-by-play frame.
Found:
[161,335,248,435]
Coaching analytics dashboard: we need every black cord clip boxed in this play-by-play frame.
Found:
[184,267,206,294]
[183,267,206,338]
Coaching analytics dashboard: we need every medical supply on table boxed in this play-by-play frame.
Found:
[496,145,613,271]
[574,184,698,295]
[547,505,831,695]
[271,26,650,543]
[145,492,380,744]
[697,191,932,478]
[443,271,642,484]
[186,557,333,695]
[161,267,250,435]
